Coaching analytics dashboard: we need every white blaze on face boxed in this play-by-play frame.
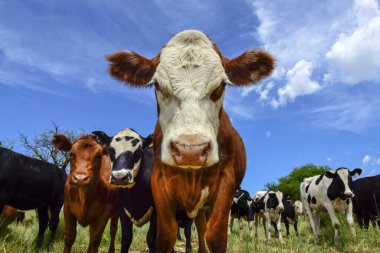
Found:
[336,169,354,197]
[153,30,227,167]
[110,128,143,181]
[276,191,284,210]
[294,200,303,215]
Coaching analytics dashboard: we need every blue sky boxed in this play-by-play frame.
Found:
[1,0,380,195]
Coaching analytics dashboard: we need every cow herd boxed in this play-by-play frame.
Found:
[0,30,379,253]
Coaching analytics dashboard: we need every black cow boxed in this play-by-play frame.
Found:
[93,128,194,253]
[0,147,66,248]
[229,188,254,237]
[351,174,380,229]
[252,191,285,242]
[272,199,303,236]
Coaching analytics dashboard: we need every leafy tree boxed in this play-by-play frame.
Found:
[19,122,85,170]
[264,164,330,200]
[263,181,279,191]
[0,139,14,149]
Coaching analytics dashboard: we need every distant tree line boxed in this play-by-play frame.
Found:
[264,164,330,200]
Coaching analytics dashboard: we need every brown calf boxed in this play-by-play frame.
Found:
[107,30,274,252]
[52,135,118,253]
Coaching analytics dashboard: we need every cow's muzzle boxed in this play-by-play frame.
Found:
[170,135,211,169]
[70,173,90,186]
[110,170,134,186]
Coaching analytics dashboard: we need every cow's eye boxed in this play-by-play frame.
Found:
[210,82,226,102]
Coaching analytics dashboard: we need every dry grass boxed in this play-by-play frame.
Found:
[0,212,379,252]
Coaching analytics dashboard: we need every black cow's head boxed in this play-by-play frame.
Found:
[233,189,254,221]
[92,128,152,187]
[325,167,362,200]
[266,191,284,212]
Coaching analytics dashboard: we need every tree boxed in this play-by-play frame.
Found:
[19,122,85,170]
[0,139,14,149]
[264,164,330,200]
[263,181,279,191]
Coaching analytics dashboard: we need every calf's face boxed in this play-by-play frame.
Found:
[267,191,284,212]
[52,135,106,186]
[107,30,274,169]
[92,129,150,186]
[325,167,362,200]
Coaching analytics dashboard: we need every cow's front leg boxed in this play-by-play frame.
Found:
[248,220,254,237]
[147,209,157,253]
[152,171,177,253]
[325,203,340,244]
[275,215,284,243]
[88,215,109,253]
[303,200,318,241]
[63,207,77,253]
[346,199,356,236]
[228,215,234,235]
[263,212,272,242]
[195,210,207,253]
[204,176,235,253]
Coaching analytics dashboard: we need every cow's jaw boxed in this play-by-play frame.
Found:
[153,30,226,169]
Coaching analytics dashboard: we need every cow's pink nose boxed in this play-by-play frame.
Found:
[71,173,90,185]
[170,135,210,168]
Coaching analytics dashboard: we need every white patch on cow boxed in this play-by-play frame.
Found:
[109,128,143,182]
[124,207,153,227]
[294,200,303,216]
[153,30,227,168]
[187,186,209,219]
[233,192,245,203]
[336,169,354,197]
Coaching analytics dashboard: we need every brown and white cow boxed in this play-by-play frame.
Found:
[52,135,118,253]
[107,30,274,253]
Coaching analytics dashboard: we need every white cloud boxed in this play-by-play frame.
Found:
[327,157,332,162]
[265,131,271,138]
[326,14,380,84]
[271,60,321,108]
[362,154,372,164]
[362,154,380,166]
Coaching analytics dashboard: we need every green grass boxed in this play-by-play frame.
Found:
[1,212,379,252]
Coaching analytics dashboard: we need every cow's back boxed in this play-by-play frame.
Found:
[0,147,66,210]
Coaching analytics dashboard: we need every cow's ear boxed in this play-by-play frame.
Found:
[223,50,275,86]
[52,134,72,152]
[143,134,153,149]
[92,131,112,146]
[107,50,159,86]
[325,171,335,178]
[350,168,362,178]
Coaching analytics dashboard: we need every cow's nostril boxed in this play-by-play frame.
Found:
[201,143,210,158]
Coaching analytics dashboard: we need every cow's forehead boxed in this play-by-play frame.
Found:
[154,30,227,98]
[336,168,349,179]
[110,128,142,154]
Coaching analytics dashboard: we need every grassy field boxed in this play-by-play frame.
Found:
[1,211,379,252]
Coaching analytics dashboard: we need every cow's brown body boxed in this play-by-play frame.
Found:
[152,110,246,252]
[52,135,118,253]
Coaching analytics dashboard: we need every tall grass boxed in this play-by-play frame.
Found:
[1,211,379,252]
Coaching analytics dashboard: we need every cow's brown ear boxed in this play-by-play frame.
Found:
[107,50,159,86]
[223,50,275,86]
[52,134,72,152]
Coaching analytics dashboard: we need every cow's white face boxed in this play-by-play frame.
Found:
[108,128,144,186]
[107,29,275,169]
[153,30,227,168]
[294,200,303,215]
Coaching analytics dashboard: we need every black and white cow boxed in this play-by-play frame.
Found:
[273,199,303,236]
[253,190,284,243]
[229,188,254,237]
[300,167,362,243]
[351,174,380,229]
[0,147,66,248]
[93,128,194,253]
